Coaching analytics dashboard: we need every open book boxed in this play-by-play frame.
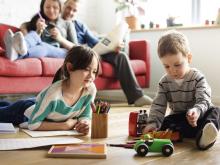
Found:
[93,22,129,55]
[0,137,83,150]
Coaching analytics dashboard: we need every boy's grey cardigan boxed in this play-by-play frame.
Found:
[148,68,212,128]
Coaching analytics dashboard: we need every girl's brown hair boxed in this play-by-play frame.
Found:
[62,46,100,79]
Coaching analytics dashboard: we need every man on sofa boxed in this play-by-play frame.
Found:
[53,0,152,106]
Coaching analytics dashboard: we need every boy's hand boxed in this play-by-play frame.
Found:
[142,123,157,134]
[74,120,90,135]
[186,108,200,127]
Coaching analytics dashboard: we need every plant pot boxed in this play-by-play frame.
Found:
[125,16,140,30]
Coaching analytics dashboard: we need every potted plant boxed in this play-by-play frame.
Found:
[114,0,147,30]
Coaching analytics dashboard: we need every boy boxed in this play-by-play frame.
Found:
[143,30,220,150]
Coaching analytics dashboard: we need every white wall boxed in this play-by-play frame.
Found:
[130,27,220,104]
[0,0,41,27]
[76,0,116,33]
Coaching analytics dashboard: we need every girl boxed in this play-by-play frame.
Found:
[4,0,77,61]
[0,46,100,134]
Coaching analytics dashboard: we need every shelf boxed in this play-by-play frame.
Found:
[132,25,220,32]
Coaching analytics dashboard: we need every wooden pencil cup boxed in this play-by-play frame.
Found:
[91,113,108,138]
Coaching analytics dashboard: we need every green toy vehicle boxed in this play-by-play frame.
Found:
[134,134,174,157]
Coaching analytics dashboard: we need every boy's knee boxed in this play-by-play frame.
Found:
[118,52,127,57]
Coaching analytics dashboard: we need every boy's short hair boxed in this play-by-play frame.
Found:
[157,30,190,58]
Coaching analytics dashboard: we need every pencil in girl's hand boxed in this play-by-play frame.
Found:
[38,12,44,20]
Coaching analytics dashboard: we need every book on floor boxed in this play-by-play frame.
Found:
[0,123,17,134]
[48,143,107,159]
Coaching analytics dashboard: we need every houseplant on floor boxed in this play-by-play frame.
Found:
[114,0,147,30]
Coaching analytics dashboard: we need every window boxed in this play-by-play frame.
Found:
[200,0,219,24]
[140,0,220,28]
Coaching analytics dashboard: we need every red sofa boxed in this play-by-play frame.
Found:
[0,23,150,94]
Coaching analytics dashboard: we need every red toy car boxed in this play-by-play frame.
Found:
[129,111,182,142]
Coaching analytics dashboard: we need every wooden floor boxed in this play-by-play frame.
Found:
[111,104,220,165]
[0,103,220,164]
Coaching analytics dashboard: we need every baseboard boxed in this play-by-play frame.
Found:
[97,90,220,106]
[96,89,155,102]
[1,90,219,106]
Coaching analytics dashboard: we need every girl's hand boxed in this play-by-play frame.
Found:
[74,120,90,135]
[36,18,46,34]
[50,27,63,41]
[63,118,77,130]
[186,108,200,127]
[142,123,158,134]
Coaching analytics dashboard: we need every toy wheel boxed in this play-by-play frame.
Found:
[136,144,149,157]
[162,144,174,156]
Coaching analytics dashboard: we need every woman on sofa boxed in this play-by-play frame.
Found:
[52,0,153,106]
[4,0,77,61]
[0,46,99,134]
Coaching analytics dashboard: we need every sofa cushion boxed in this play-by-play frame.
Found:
[40,57,64,76]
[100,61,115,78]
[130,60,147,75]
[0,24,19,49]
[0,56,42,76]
[101,59,146,78]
